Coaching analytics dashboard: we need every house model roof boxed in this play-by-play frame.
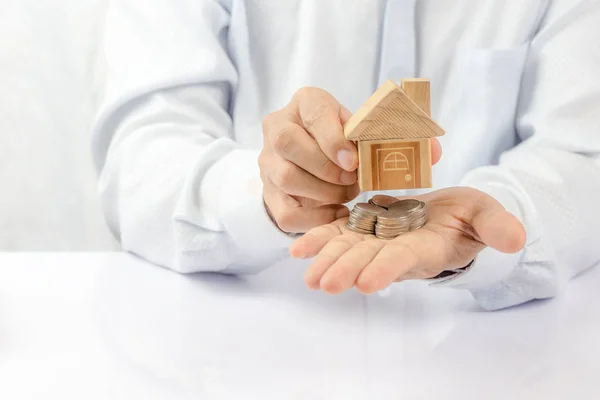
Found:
[343,80,445,141]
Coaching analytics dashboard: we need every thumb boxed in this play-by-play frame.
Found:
[294,89,358,172]
[470,193,526,254]
[339,104,353,125]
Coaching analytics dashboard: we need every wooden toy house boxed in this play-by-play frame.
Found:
[344,79,445,191]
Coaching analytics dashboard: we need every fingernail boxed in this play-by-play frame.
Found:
[340,170,357,185]
[337,149,356,171]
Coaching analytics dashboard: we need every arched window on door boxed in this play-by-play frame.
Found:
[382,152,409,171]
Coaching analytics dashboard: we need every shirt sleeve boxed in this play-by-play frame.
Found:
[430,0,600,310]
[91,0,295,274]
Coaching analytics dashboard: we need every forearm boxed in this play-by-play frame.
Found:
[95,88,294,273]
[433,146,600,310]
[92,0,296,273]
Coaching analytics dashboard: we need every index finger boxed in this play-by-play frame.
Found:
[431,138,442,165]
[292,88,358,172]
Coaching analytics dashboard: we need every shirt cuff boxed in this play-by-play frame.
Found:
[429,173,526,290]
[200,148,296,262]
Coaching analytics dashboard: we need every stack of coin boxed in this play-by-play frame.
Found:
[347,197,428,238]
[347,203,385,234]
[374,210,411,239]
[389,199,428,231]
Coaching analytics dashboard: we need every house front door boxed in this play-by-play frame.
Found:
[371,141,421,190]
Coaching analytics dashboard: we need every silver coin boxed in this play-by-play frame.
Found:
[375,234,404,240]
[377,220,410,225]
[377,210,411,221]
[377,228,408,233]
[389,199,424,214]
[377,229,408,234]
[376,233,407,237]
[349,214,377,223]
[348,219,374,228]
[352,223,377,230]
[347,223,375,235]
[376,225,410,231]
[354,203,386,216]
[368,195,400,210]
[350,217,377,225]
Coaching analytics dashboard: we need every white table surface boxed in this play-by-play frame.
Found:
[0,253,599,399]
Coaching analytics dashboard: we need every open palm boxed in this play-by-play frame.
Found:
[289,187,526,295]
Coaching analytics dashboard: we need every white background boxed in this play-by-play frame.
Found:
[0,0,117,250]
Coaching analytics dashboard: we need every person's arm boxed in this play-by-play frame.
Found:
[431,0,600,310]
[291,0,600,312]
[92,0,294,273]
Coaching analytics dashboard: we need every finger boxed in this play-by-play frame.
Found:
[289,218,350,259]
[470,193,526,253]
[339,104,353,125]
[431,138,442,165]
[319,238,385,294]
[294,192,358,209]
[293,88,358,172]
[263,154,357,204]
[265,120,357,185]
[263,178,348,233]
[304,234,365,290]
[355,229,446,294]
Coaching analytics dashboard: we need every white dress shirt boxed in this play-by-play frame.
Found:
[92,0,600,310]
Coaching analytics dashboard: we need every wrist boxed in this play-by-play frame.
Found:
[263,198,302,238]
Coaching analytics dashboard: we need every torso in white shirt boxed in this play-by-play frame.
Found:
[94,0,600,308]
